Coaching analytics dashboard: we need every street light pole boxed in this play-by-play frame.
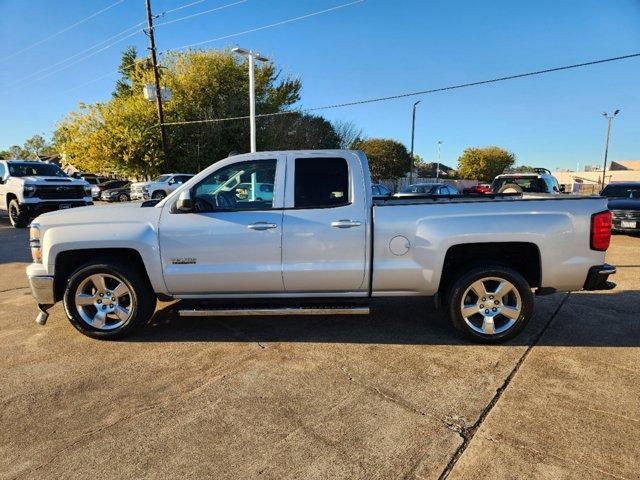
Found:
[232,47,270,153]
[601,109,620,189]
[409,100,420,184]
[436,141,442,181]
[144,0,170,172]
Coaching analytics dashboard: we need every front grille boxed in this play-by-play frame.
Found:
[34,185,86,200]
[611,210,640,220]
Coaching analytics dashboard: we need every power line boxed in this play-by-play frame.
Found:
[18,29,142,89]
[160,52,640,126]
[0,0,127,61]
[161,0,207,16]
[156,0,247,27]
[6,23,144,88]
[169,0,365,52]
[51,0,364,95]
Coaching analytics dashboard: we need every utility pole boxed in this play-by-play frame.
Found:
[409,100,420,184]
[436,141,442,181]
[145,0,170,172]
[600,109,620,189]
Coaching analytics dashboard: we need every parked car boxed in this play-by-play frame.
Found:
[100,181,132,202]
[491,168,562,194]
[394,183,459,197]
[26,149,615,344]
[235,182,274,201]
[0,160,92,228]
[372,183,392,198]
[600,182,640,234]
[92,179,127,200]
[80,175,110,199]
[463,183,492,195]
[130,173,194,200]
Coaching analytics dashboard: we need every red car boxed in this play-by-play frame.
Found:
[463,183,492,194]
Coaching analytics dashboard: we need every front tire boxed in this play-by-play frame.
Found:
[118,193,130,202]
[151,190,166,200]
[63,260,156,339]
[8,199,30,228]
[446,265,533,343]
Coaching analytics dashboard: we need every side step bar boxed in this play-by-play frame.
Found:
[178,306,370,317]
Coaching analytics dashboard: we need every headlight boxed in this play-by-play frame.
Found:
[84,185,92,196]
[142,186,149,192]
[24,184,36,197]
[29,224,42,263]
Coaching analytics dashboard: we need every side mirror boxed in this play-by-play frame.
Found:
[176,190,193,213]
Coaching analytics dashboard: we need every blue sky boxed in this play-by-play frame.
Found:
[0,0,638,170]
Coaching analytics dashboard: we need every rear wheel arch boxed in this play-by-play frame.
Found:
[438,242,541,297]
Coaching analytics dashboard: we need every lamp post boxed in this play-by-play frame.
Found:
[232,47,270,153]
[436,140,442,181]
[409,100,421,184]
[601,109,620,189]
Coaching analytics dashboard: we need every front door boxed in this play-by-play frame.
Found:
[281,154,368,293]
[159,157,285,295]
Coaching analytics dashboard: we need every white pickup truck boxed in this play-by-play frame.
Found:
[0,160,92,228]
[26,150,616,343]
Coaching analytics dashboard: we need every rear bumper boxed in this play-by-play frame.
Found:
[582,264,616,291]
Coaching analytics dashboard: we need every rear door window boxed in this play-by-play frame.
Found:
[294,157,349,208]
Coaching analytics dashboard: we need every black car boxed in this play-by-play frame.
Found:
[601,182,640,233]
[100,180,132,202]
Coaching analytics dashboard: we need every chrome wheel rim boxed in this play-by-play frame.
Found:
[460,277,522,335]
[74,273,135,330]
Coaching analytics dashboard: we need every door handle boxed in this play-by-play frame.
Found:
[248,222,278,231]
[331,219,362,229]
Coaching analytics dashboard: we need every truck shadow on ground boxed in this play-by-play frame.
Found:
[133,291,640,347]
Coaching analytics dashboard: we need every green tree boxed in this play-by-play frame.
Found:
[353,138,411,180]
[7,145,28,159]
[55,48,308,176]
[23,134,54,158]
[457,146,516,181]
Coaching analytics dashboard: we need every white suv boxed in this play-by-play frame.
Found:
[0,160,92,228]
[130,173,194,200]
[491,168,563,194]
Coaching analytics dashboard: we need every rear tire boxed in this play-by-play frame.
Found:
[62,260,156,340]
[445,265,533,343]
[498,183,523,194]
[8,199,30,228]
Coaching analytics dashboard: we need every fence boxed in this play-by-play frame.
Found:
[378,177,480,193]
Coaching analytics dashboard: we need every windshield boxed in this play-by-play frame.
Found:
[601,185,640,199]
[491,176,545,192]
[8,162,67,178]
[401,184,436,194]
[152,174,172,183]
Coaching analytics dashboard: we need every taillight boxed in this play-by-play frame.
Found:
[590,210,612,251]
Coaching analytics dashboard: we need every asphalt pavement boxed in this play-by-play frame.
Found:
[0,211,638,480]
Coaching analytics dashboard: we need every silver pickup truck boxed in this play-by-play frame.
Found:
[26,150,615,343]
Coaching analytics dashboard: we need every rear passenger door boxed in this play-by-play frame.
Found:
[281,154,368,293]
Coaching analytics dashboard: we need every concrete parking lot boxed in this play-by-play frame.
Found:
[1,212,638,480]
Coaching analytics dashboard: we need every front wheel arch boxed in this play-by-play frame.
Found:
[54,249,153,302]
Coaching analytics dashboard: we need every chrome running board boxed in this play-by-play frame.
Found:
[178,306,370,317]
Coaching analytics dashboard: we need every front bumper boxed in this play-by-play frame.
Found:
[583,264,617,291]
[22,200,92,216]
[28,275,55,305]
